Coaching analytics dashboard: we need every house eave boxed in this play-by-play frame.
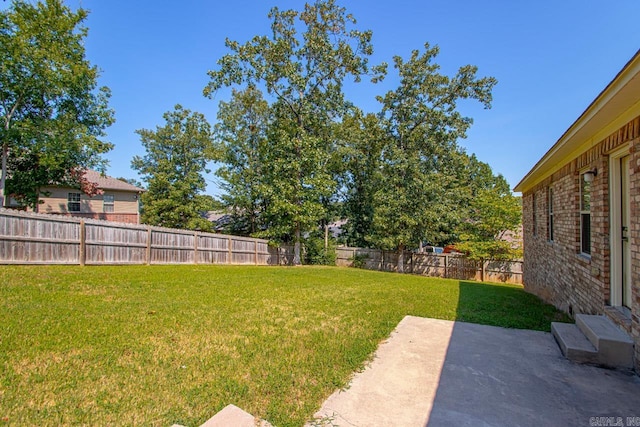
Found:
[515,49,640,193]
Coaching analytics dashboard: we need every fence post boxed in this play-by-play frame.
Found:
[254,239,258,265]
[228,236,232,264]
[145,226,152,265]
[481,259,486,282]
[444,254,448,278]
[79,220,86,266]
[409,251,413,274]
[194,231,199,265]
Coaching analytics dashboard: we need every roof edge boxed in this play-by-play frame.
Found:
[514,49,640,193]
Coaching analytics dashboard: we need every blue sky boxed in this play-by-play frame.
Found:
[4,1,640,194]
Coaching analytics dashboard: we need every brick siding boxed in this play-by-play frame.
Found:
[522,116,640,371]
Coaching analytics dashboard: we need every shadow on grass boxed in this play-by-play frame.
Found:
[453,281,571,331]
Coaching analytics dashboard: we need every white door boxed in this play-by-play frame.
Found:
[610,150,632,311]
[620,155,631,308]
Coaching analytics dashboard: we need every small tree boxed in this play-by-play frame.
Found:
[456,166,522,260]
[132,105,215,231]
[0,0,114,208]
[303,230,337,265]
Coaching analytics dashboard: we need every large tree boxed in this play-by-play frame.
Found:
[213,85,271,235]
[369,44,497,272]
[338,108,384,247]
[205,0,384,264]
[0,0,114,208]
[132,105,215,231]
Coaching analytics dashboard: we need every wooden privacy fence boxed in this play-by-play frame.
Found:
[336,246,523,284]
[0,209,293,266]
[0,209,521,282]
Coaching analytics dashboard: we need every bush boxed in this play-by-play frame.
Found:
[304,233,337,265]
[456,240,522,261]
[350,253,369,269]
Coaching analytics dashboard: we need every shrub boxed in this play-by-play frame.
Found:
[304,233,337,265]
[350,253,369,269]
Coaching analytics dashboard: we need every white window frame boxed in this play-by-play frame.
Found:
[103,194,115,213]
[547,187,554,242]
[67,192,81,212]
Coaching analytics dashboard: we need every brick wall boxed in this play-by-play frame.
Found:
[521,116,640,371]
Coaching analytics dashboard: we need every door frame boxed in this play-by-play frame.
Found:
[609,145,631,308]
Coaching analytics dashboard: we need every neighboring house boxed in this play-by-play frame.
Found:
[515,50,640,371]
[204,210,233,232]
[328,219,346,239]
[34,170,143,224]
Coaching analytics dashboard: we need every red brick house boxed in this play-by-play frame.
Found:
[31,170,143,224]
[515,50,640,371]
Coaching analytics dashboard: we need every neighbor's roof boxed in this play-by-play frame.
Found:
[84,170,144,192]
[514,49,640,193]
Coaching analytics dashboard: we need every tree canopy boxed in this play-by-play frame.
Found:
[213,86,271,235]
[205,0,384,264]
[455,156,522,260]
[132,105,215,231]
[0,0,520,263]
[366,44,498,271]
[205,1,521,264]
[0,0,114,209]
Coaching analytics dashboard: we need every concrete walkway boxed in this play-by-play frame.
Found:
[310,316,640,427]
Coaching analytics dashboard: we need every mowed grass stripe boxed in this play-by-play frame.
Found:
[0,265,568,426]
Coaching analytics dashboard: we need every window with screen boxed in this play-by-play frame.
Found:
[580,176,591,255]
[67,193,81,212]
[548,187,554,242]
[103,194,114,213]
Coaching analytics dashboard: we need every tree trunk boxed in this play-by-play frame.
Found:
[293,223,301,265]
[397,243,405,274]
[324,223,329,252]
[2,104,17,209]
[0,142,7,208]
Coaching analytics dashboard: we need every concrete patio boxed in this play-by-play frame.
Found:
[310,316,640,427]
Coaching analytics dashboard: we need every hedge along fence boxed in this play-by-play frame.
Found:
[0,209,294,266]
[335,246,523,284]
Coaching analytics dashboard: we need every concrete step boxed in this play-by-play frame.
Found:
[551,322,598,364]
[200,405,273,427]
[575,314,634,369]
[172,404,273,427]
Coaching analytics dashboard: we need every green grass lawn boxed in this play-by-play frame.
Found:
[0,265,568,426]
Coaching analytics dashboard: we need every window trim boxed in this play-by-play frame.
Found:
[580,172,591,256]
[103,194,115,213]
[67,192,81,212]
[547,187,554,242]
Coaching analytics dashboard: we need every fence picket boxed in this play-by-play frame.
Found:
[0,209,292,266]
[336,246,522,284]
[0,209,516,283]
